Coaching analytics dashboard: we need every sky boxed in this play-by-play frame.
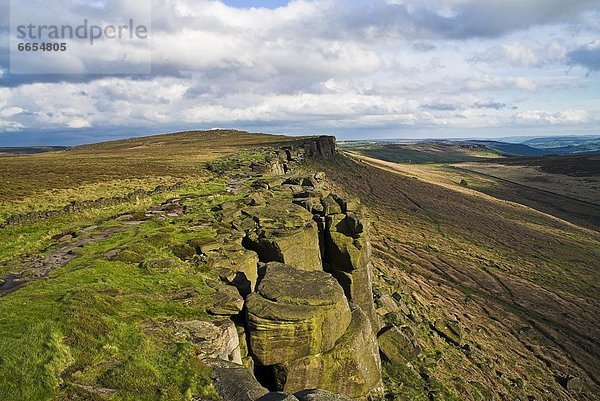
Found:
[0,0,599,145]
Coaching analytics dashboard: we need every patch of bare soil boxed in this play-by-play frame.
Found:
[0,227,122,296]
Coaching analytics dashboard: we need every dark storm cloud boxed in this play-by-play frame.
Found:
[567,40,600,71]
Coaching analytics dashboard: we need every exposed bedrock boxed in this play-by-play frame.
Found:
[195,148,383,398]
[246,262,352,366]
[205,242,260,297]
[301,136,337,158]
[323,207,379,332]
[240,203,323,271]
[174,320,242,365]
[274,305,382,398]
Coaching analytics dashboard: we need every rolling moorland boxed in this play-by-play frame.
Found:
[0,130,598,401]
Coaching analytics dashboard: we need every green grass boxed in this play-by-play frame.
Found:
[0,131,277,400]
[0,180,227,272]
[0,177,245,400]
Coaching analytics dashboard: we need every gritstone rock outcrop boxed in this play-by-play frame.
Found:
[179,136,384,399]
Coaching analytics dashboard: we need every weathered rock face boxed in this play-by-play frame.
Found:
[323,206,378,332]
[246,263,352,366]
[241,203,323,272]
[185,143,384,399]
[208,247,260,297]
[206,279,245,316]
[378,325,422,365]
[275,306,382,398]
[207,359,271,401]
[303,136,337,158]
[175,320,242,365]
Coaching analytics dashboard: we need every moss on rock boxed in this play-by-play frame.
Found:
[246,263,351,366]
[275,305,382,398]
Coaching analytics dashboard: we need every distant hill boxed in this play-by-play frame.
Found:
[0,146,69,155]
[521,136,600,155]
[344,136,600,158]
[460,140,553,156]
[345,142,503,164]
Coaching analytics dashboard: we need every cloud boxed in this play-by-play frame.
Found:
[464,74,538,92]
[385,0,599,39]
[473,101,515,110]
[567,40,600,71]
[516,109,588,125]
[0,0,598,142]
[423,103,457,111]
[412,42,436,52]
[501,42,540,67]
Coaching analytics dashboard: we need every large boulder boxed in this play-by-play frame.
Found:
[431,319,463,346]
[206,280,245,316]
[378,325,422,365]
[246,263,351,366]
[242,203,322,271]
[174,320,242,364]
[275,306,382,398]
[207,246,259,297]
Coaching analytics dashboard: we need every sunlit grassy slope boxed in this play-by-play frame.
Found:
[0,130,295,400]
[345,142,503,164]
[311,154,600,400]
[0,130,296,265]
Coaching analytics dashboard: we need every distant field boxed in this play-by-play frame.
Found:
[349,145,600,230]
[487,154,600,177]
[345,142,503,164]
[458,158,599,204]
[0,146,69,155]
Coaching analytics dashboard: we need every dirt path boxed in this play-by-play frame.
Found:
[0,227,123,297]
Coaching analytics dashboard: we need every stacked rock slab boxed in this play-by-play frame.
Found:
[203,238,260,297]
[324,204,378,331]
[274,305,381,398]
[286,174,378,332]
[246,262,352,366]
[240,203,323,272]
[245,263,381,398]
[196,137,382,399]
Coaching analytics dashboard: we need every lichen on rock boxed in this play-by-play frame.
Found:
[240,202,323,271]
[246,262,351,366]
[275,305,382,398]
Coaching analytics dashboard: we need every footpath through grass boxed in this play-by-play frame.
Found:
[0,176,244,400]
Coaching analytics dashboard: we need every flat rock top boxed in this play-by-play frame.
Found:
[257,262,345,307]
[243,202,315,230]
